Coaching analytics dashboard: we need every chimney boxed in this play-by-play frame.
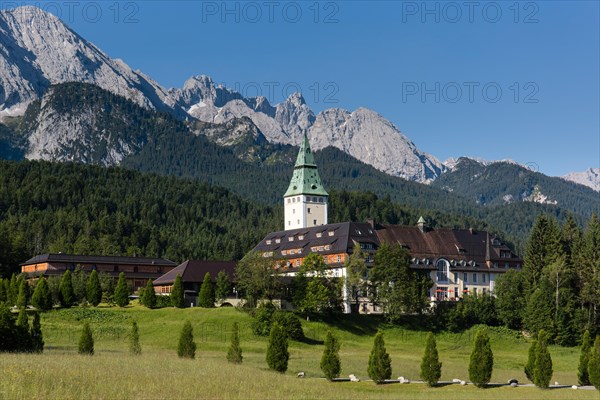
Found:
[366,218,375,229]
[417,216,427,233]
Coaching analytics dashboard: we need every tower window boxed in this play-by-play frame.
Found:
[292,198,296,203]
[297,196,301,202]
[313,219,317,225]
[307,208,311,214]
[297,219,300,225]
[319,198,324,203]
[287,198,290,204]
[292,209,295,214]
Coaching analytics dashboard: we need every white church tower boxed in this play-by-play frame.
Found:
[284,134,328,230]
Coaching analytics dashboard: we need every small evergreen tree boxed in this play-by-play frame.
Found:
[320,331,341,381]
[16,279,30,308]
[226,321,243,364]
[524,335,537,382]
[368,331,392,384]
[15,308,31,351]
[113,272,130,307]
[0,278,6,302]
[177,321,196,359]
[198,272,215,308]
[86,270,102,307]
[141,279,157,309]
[266,323,289,373]
[578,330,592,386]
[129,321,141,356]
[469,329,494,388]
[533,330,553,388]
[420,332,442,387]
[589,336,600,389]
[30,312,44,353]
[78,322,94,355]
[59,270,74,308]
[8,274,18,306]
[171,275,185,308]
[31,277,53,311]
[215,270,231,302]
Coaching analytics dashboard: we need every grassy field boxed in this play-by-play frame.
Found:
[0,304,596,399]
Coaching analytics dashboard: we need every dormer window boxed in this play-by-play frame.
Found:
[275,238,281,244]
[316,232,322,238]
[288,237,294,242]
[298,235,304,240]
[328,231,334,237]
[266,240,272,245]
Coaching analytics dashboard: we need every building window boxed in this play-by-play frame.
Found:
[298,235,304,240]
[473,273,478,283]
[292,198,296,203]
[437,287,448,301]
[292,209,295,214]
[297,196,301,202]
[482,274,486,283]
[328,231,334,236]
[337,255,342,263]
[436,259,449,282]
[316,233,322,238]
[275,239,281,244]
[454,288,459,298]
[287,198,291,204]
[266,240,272,245]
[296,260,300,267]
[290,249,295,255]
[505,262,509,268]
[288,221,291,226]
[288,237,294,242]
[313,219,317,225]
[297,219,300,225]
[307,208,311,214]
[325,245,331,251]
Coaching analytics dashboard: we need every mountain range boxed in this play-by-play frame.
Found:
[0,5,597,246]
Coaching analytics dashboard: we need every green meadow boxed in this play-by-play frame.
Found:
[0,305,596,399]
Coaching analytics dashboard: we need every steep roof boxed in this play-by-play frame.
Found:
[21,253,177,267]
[153,260,237,286]
[283,134,329,197]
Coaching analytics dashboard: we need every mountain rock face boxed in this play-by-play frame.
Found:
[0,6,183,117]
[179,75,443,182]
[562,168,600,192]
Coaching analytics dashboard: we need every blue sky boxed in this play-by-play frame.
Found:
[14,1,599,176]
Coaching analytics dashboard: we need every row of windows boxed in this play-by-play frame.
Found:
[435,286,487,300]
[281,248,303,256]
[310,245,332,252]
[286,196,326,204]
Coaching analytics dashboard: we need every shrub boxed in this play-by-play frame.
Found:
[252,302,277,336]
[113,272,130,307]
[156,294,171,308]
[320,331,341,381]
[226,321,243,364]
[31,277,53,311]
[86,270,102,307]
[469,329,493,388]
[266,323,289,373]
[78,322,94,355]
[420,332,442,387]
[589,336,600,389]
[129,321,141,356]
[368,331,392,384]
[578,330,592,386]
[141,279,157,309]
[533,330,553,388]
[198,272,215,308]
[273,311,304,341]
[177,321,196,359]
[171,275,185,308]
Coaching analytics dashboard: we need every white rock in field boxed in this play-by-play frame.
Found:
[572,385,578,390]
[460,381,466,385]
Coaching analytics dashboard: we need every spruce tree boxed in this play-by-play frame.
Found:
[141,279,157,309]
[533,330,553,388]
[469,329,493,388]
[129,321,141,355]
[266,323,289,373]
[171,275,185,308]
[177,321,196,359]
[86,270,102,307]
[227,321,243,364]
[320,330,341,381]
[113,272,130,307]
[78,322,94,355]
[589,336,600,389]
[8,273,18,306]
[215,270,231,302]
[16,278,29,308]
[198,272,215,308]
[578,330,592,386]
[420,332,442,387]
[368,331,392,384]
[16,308,31,351]
[31,277,53,311]
[59,270,74,308]
[30,312,44,353]
[524,335,537,382]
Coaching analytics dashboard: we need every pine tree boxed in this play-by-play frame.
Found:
[226,321,243,364]
[59,270,74,308]
[113,272,130,307]
[31,277,53,311]
[524,335,537,382]
[16,278,30,308]
[8,273,18,306]
[177,321,196,359]
[367,331,391,384]
[533,330,553,388]
[78,322,94,355]
[129,321,141,356]
[30,312,44,353]
[171,275,185,308]
[15,308,31,351]
[198,272,215,308]
[523,214,562,292]
[578,330,593,385]
[320,330,341,381]
[86,270,102,307]
[589,336,600,389]
[215,270,231,302]
[420,332,442,387]
[266,323,289,373]
[141,279,157,309]
[468,329,494,388]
